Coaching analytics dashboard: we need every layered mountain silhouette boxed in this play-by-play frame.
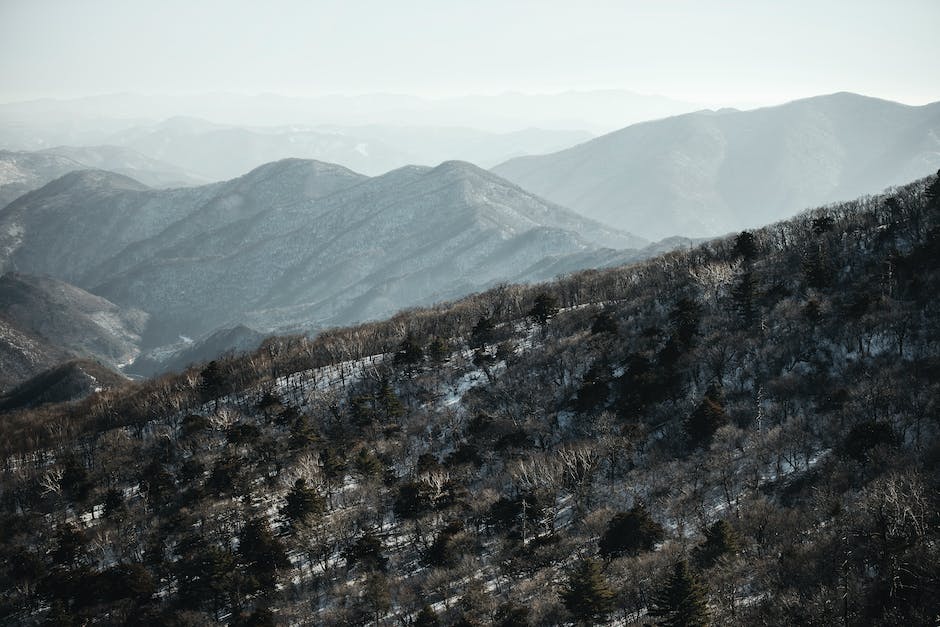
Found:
[102,116,593,178]
[0,159,648,350]
[493,93,940,239]
[0,146,204,208]
[0,272,145,390]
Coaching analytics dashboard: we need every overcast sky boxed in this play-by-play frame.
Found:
[2,0,938,106]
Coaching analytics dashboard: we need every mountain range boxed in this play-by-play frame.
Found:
[0,158,652,354]
[493,92,940,239]
[101,117,593,179]
[0,146,205,208]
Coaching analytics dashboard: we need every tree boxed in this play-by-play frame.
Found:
[394,334,424,366]
[560,558,615,624]
[281,478,323,524]
[926,169,940,211]
[684,384,728,449]
[343,528,387,572]
[649,560,709,627]
[598,504,664,559]
[733,231,758,261]
[415,604,441,627]
[199,360,229,404]
[237,518,289,593]
[528,292,559,326]
[693,520,739,569]
[470,316,496,348]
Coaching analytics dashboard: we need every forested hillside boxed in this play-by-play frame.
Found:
[1,172,938,625]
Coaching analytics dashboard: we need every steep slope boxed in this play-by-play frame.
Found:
[2,174,936,625]
[0,319,72,392]
[92,160,645,339]
[493,92,940,239]
[0,272,148,369]
[0,359,127,411]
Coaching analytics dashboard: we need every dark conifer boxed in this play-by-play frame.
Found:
[560,557,615,624]
[649,560,709,627]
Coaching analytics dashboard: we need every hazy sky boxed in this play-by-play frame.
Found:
[2,0,938,106]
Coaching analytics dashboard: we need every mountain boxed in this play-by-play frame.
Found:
[0,89,700,137]
[37,145,209,188]
[493,93,940,239]
[101,117,594,178]
[0,150,87,209]
[104,117,413,179]
[0,147,206,209]
[0,272,145,390]
[127,324,267,377]
[0,159,646,348]
[0,359,127,411]
[2,173,936,625]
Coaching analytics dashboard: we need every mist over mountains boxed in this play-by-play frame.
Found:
[494,92,940,239]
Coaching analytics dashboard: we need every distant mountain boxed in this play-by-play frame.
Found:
[104,117,413,179]
[0,89,700,136]
[0,146,205,208]
[0,359,127,411]
[0,272,145,390]
[493,93,940,239]
[37,145,208,188]
[0,159,647,347]
[100,117,594,178]
[128,324,267,377]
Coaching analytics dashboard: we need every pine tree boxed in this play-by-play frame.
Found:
[733,230,758,261]
[599,504,664,559]
[237,518,289,593]
[470,315,496,348]
[649,560,709,627]
[693,520,739,569]
[560,557,615,624]
[528,292,559,326]
[281,478,323,524]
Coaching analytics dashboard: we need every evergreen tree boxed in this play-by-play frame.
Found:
[394,334,425,366]
[684,384,728,449]
[378,380,405,420]
[693,519,739,569]
[731,270,756,325]
[560,557,615,624]
[428,337,451,362]
[649,560,709,627]
[199,360,229,404]
[470,315,496,348]
[237,518,289,593]
[598,504,665,559]
[926,169,940,212]
[281,478,323,524]
[528,292,559,326]
[733,230,758,261]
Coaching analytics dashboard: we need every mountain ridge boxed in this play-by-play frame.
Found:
[492,92,940,239]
